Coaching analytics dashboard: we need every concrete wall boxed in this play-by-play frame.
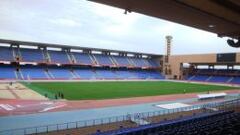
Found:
[169,54,217,79]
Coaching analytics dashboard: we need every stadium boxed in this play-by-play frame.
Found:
[0,0,240,135]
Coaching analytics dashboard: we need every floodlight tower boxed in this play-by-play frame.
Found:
[163,35,172,77]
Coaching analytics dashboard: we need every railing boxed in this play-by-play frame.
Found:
[0,98,239,135]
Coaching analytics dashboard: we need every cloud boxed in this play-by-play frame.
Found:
[0,0,238,55]
[49,18,82,27]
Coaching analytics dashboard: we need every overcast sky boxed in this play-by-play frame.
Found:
[0,0,239,55]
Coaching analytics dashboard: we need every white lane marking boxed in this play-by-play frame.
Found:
[155,103,191,109]
[0,104,16,111]
[39,103,66,112]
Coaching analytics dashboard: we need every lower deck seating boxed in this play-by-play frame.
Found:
[231,77,240,84]
[97,111,240,135]
[187,75,209,81]
[208,76,231,83]
[0,66,16,79]
[74,69,97,79]
[21,67,47,79]
[0,65,164,80]
[49,68,74,79]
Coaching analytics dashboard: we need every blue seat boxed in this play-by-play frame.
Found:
[112,56,132,67]
[73,53,94,65]
[74,69,96,79]
[0,47,14,61]
[0,66,16,79]
[49,68,73,79]
[21,66,47,79]
[48,51,70,64]
[20,48,44,62]
[94,54,114,66]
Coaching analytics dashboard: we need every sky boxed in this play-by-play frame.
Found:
[0,0,239,55]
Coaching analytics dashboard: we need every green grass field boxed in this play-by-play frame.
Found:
[24,81,238,100]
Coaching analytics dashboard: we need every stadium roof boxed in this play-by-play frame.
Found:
[90,0,240,39]
[0,39,161,56]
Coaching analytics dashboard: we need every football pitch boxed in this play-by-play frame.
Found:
[24,81,238,100]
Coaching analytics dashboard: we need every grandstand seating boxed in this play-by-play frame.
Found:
[96,111,240,135]
[94,54,114,66]
[187,75,209,81]
[48,67,74,79]
[129,57,148,67]
[0,46,160,68]
[74,68,97,79]
[20,66,48,79]
[20,48,44,62]
[0,66,16,79]
[112,56,132,67]
[48,50,71,64]
[0,47,14,61]
[186,68,240,84]
[72,53,94,65]
[95,69,117,79]
[208,76,231,83]
[231,77,240,84]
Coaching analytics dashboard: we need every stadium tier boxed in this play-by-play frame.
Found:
[0,65,16,79]
[19,48,45,62]
[72,52,94,65]
[0,47,15,62]
[21,66,48,80]
[0,46,160,68]
[186,69,240,84]
[96,111,240,135]
[112,56,132,67]
[0,65,164,80]
[94,54,115,66]
[48,50,72,64]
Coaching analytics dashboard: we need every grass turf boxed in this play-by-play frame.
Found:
[24,81,238,100]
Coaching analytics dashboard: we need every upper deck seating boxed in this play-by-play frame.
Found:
[72,53,94,65]
[20,48,44,62]
[0,47,14,61]
[0,66,16,79]
[130,58,148,67]
[94,54,114,66]
[48,50,70,64]
[112,56,131,67]
[148,59,160,67]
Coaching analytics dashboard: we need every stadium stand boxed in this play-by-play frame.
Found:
[0,47,14,61]
[48,50,71,64]
[112,56,132,67]
[48,67,74,79]
[73,68,97,79]
[94,54,115,66]
[72,52,94,65]
[186,68,240,84]
[20,66,48,80]
[0,65,16,79]
[96,111,240,135]
[130,57,149,67]
[0,45,162,80]
[19,48,44,62]
[95,69,117,79]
